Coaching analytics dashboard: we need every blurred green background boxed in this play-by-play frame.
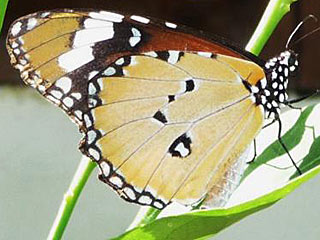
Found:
[1,0,320,239]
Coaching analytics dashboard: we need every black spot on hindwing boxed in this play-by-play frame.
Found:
[153,110,167,124]
[168,133,192,158]
[185,79,195,92]
[155,50,184,64]
[168,95,175,102]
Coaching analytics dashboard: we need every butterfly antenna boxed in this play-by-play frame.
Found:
[286,14,318,49]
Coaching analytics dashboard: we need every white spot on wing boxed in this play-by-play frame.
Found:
[11,41,19,48]
[62,97,74,107]
[100,161,110,176]
[20,59,27,65]
[144,51,158,57]
[97,78,104,89]
[89,148,100,161]
[18,36,24,44]
[103,67,116,76]
[167,51,180,64]
[11,21,22,36]
[46,95,60,104]
[58,46,94,72]
[84,114,92,128]
[89,11,124,23]
[88,82,96,95]
[115,58,125,65]
[13,48,21,55]
[165,22,177,29]
[109,176,123,188]
[131,27,141,37]
[74,110,83,119]
[123,187,136,200]
[27,18,37,30]
[129,27,141,47]
[129,56,138,65]
[138,195,152,205]
[37,85,46,93]
[87,130,97,144]
[41,12,50,18]
[50,90,63,99]
[73,27,114,47]
[130,15,150,24]
[88,71,99,80]
[55,77,72,94]
[84,18,113,28]
[197,52,212,58]
[175,142,189,157]
[129,36,141,47]
[153,201,164,209]
[71,92,82,100]
[15,64,25,71]
[88,98,98,108]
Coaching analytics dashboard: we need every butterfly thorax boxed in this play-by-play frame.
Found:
[248,50,298,118]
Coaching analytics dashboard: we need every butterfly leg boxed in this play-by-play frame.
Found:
[276,115,302,175]
[262,118,277,129]
[246,139,257,164]
[247,118,278,164]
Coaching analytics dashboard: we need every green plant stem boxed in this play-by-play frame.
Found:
[129,207,161,229]
[130,0,299,230]
[47,156,96,240]
[0,0,9,35]
[246,0,298,55]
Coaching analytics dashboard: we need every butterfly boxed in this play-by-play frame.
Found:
[6,9,299,209]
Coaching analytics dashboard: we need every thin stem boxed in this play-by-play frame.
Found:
[47,156,96,240]
[0,0,9,35]
[130,0,300,229]
[246,0,298,55]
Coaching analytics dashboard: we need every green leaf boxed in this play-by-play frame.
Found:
[0,0,9,35]
[290,136,320,179]
[114,164,320,240]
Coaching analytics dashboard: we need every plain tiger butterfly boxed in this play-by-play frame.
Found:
[6,9,302,209]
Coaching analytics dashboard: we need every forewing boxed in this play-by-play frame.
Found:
[7,9,260,127]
